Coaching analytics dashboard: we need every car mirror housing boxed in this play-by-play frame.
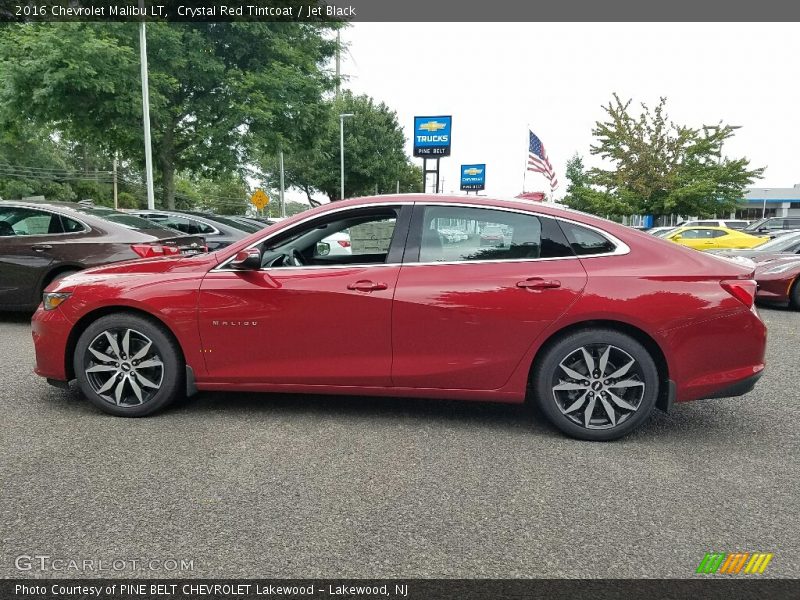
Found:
[231,247,262,270]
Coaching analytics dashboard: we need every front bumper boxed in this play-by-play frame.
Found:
[31,305,73,382]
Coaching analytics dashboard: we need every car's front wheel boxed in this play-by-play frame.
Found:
[73,313,183,417]
[532,329,659,441]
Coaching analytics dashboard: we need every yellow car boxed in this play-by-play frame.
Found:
[665,226,768,250]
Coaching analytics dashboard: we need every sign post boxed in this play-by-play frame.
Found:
[460,164,486,194]
[413,116,452,194]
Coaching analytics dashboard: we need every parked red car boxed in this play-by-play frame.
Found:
[753,256,800,309]
[31,195,767,440]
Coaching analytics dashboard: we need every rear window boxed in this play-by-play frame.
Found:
[558,221,617,255]
[75,207,177,231]
[203,214,262,233]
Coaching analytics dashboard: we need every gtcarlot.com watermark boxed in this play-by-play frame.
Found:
[15,554,194,573]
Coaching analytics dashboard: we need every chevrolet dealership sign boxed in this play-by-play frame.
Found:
[413,116,452,157]
[460,164,486,191]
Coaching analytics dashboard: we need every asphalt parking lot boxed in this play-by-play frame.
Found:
[1,307,798,579]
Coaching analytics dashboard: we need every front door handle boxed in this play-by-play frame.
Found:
[31,244,53,252]
[347,280,388,292]
[517,277,561,290]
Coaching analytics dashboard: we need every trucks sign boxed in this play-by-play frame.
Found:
[413,116,452,157]
[460,164,486,191]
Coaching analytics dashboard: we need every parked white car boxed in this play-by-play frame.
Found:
[681,219,751,230]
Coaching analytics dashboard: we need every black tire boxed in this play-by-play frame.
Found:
[790,278,800,310]
[73,313,183,417]
[532,328,659,441]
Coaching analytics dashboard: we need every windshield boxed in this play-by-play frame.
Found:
[754,232,800,252]
[744,218,768,232]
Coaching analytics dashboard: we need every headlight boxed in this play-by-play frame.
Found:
[42,292,71,311]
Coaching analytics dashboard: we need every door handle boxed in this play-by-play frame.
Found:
[516,278,561,290]
[31,244,53,252]
[347,280,388,292]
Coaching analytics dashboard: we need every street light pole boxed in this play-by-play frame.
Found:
[139,0,155,210]
[339,113,354,200]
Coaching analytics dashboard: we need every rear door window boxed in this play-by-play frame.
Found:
[558,221,618,255]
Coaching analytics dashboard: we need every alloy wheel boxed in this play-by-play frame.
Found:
[551,344,646,430]
[84,328,164,407]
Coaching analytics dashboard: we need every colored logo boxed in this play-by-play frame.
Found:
[418,120,447,133]
[696,552,773,575]
[460,163,486,191]
[463,167,483,176]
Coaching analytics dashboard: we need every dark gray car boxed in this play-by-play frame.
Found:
[127,210,254,250]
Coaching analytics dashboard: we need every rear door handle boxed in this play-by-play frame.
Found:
[516,277,561,290]
[31,244,53,252]
[347,280,388,292]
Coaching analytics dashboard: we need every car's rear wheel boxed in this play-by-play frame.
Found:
[532,329,659,441]
[790,278,800,310]
[73,313,183,417]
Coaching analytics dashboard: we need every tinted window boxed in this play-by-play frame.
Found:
[418,206,572,263]
[559,221,617,255]
[0,207,82,235]
[785,219,800,228]
[199,214,261,234]
[140,214,216,235]
[710,230,728,238]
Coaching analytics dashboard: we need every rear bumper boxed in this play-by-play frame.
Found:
[699,370,764,400]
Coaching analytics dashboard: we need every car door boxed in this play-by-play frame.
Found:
[197,205,411,386]
[0,206,70,308]
[391,204,588,391]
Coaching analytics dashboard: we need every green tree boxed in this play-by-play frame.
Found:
[270,91,422,202]
[588,94,764,218]
[562,153,633,216]
[0,21,338,209]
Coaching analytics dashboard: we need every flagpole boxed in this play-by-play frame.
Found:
[522,125,529,194]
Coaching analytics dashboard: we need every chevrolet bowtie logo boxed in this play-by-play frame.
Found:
[464,168,483,176]
[419,120,447,132]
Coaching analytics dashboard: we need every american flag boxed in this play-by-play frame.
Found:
[527,130,558,192]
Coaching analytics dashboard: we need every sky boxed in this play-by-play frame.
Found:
[333,22,800,200]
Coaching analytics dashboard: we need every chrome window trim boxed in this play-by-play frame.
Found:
[0,204,90,236]
[211,200,629,273]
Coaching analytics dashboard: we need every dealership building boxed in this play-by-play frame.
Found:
[734,185,800,220]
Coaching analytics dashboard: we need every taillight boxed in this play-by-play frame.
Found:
[720,279,757,308]
[130,244,182,259]
[337,240,351,248]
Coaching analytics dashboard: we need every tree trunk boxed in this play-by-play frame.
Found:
[159,127,176,210]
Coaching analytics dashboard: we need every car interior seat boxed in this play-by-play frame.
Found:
[0,221,16,236]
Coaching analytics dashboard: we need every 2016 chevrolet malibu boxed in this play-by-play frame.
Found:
[31,195,767,441]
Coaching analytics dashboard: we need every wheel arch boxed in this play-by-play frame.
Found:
[528,319,672,412]
[65,306,186,381]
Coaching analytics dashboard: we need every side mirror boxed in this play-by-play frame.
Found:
[231,247,262,270]
[315,241,330,256]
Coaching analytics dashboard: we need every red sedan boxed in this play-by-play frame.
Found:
[754,256,800,309]
[31,195,767,441]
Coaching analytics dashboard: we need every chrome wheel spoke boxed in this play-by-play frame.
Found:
[131,341,152,361]
[598,346,611,376]
[608,359,635,379]
[564,391,589,414]
[104,331,121,359]
[580,347,595,373]
[136,358,163,370]
[134,372,160,389]
[553,381,588,392]
[86,364,118,373]
[609,379,644,389]
[113,377,126,405]
[128,376,144,404]
[559,363,586,381]
[599,396,616,427]
[89,348,116,363]
[583,395,597,428]
[96,374,118,395]
[608,390,637,411]
[122,329,131,357]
